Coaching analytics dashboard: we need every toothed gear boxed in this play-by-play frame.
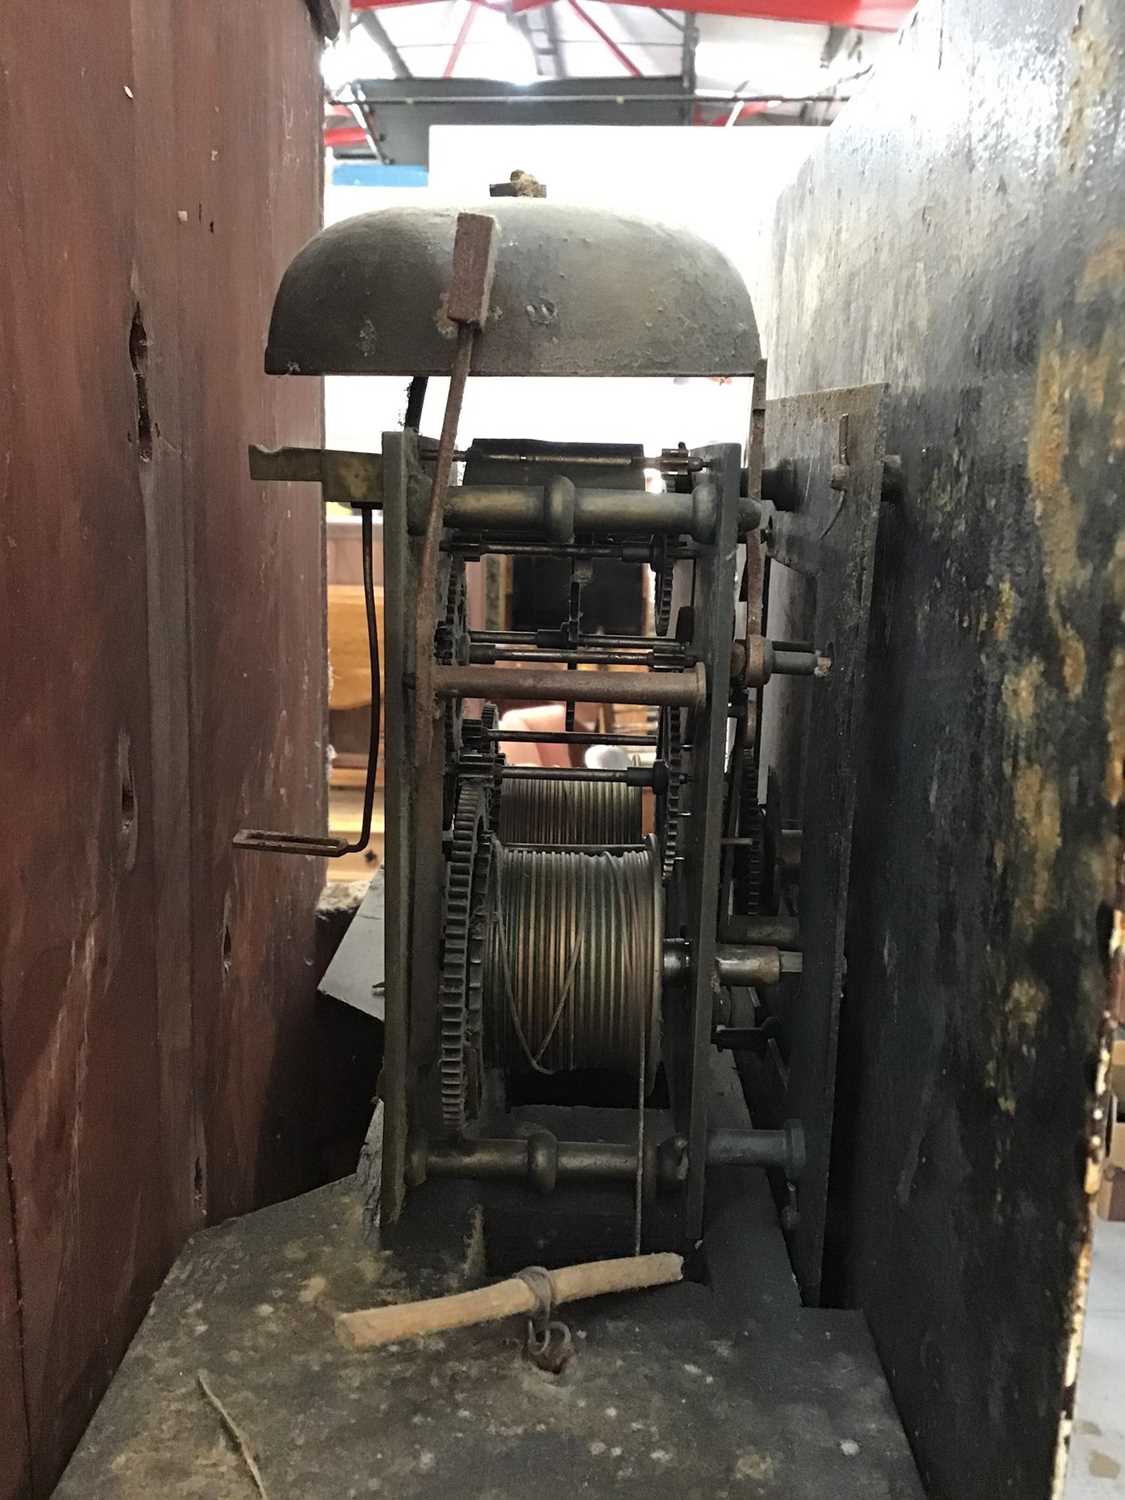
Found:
[459,703,504,821]
[762,766,784,917]
[460,702,498,760]
[439,781,490,1135]
[732,751,768,916]
[734,797,765,914]
[656,706,683,882]
[436,557,467,767]
[435,556,467,663]
[653,540,676,637]
[465,831,495,1051]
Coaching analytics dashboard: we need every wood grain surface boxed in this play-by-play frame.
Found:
[0,3,324,1492]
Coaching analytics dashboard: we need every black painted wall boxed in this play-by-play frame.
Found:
[767,3,1122,1497]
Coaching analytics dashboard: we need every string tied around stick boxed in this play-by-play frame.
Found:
[515,1265,575,1375]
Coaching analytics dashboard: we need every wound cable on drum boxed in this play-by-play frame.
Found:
[496,778,643,847]
[486,840,660,1084]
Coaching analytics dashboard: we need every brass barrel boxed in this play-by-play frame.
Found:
[486,839,661,1085]
[497,778,643,847]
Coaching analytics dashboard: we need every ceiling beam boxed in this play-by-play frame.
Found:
[350,0,914,31]
[443,3,479,77]
[680,11,699,93]
[355,9,413,76]
[566,0,643,77]
[512,4,568,79]
[580,0,912,22]
[543,4,566,78]
[820,22,850,62]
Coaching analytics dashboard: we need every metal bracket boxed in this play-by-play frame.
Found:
[741,382,888,1304]
[232,829,352,857]
[249,443,384,505]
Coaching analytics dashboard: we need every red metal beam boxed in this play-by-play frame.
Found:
[443,2,478,77]
[325,123,371,145]
[353,0,554,9]
[608,0,912,24]
[352,0,912,27]
[567,0,643,76]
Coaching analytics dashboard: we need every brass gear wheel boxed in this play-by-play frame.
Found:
[653,539,676,637]
[656,706,683,882]
[436,556,467,766]
[459,703,504,823]
[439,781,491,1135]
[732,754,776,916]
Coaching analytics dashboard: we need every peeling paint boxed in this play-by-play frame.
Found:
[1008,976,1048,1043]
[1011,764,1061,930]
[1078,227,1125,300]
[1052,1009,1116,1499]
[1067,1237,1093,1386]
[1025,297,1121,709]
[1110,537,1125,612]
[1060,2,1114,175]
[432,296,457,342]
[992,576,1017,641]
[1052,1414,1074,1499]
[1105,647,1125,806]
[1002,659,1043,729]
[1058,626,1087,700]
[1028,325,1093,608]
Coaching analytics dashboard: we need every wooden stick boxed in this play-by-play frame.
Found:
[335,1252,683,1351]
[196,1370,269,1500]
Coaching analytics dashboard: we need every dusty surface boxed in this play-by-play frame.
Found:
[57,1177,922,1499]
